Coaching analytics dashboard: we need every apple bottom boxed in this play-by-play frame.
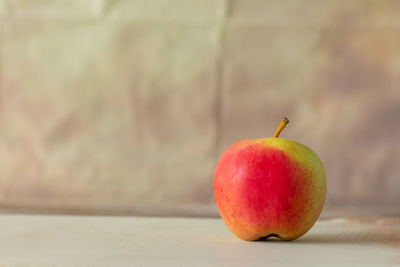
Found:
[219,206,322,241]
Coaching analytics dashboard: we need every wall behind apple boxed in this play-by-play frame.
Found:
[0,0,399,217]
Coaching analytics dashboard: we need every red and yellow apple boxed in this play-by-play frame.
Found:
[214,118,326,241]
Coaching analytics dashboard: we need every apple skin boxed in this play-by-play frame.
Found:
[214,137,326,241]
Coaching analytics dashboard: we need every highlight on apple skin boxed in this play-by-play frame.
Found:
[213,118,327,241]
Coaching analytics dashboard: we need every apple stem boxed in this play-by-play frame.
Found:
[273,117,289,138]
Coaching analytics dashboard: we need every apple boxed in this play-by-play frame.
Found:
[214,118,326,241]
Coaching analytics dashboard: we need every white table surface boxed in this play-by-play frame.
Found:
[0,215,398,267]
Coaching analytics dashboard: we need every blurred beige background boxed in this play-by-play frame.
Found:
[0,0,399,217]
